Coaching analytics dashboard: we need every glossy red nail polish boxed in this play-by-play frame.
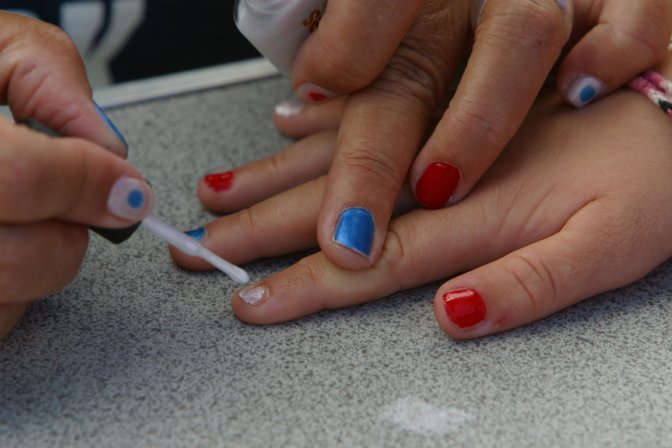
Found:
[442,288,486,329]
[204,171,234,192]
[415,162,460,209]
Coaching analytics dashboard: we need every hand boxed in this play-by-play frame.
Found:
[0,12,152,339]
[173,71,672,339]
[254,0,672,273]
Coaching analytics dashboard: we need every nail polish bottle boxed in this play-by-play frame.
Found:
[234,0,327,76]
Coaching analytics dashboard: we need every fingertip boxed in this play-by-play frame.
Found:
[92,102,129,158]
[433,279,512,340]
[319,206,379,270]
[557,0,672,108]
[272,98,346,138]
[434,287,490,340]
[168,227,213,271]
[231,279,323,325]
[562,74,607,108]
[197,170,237,213]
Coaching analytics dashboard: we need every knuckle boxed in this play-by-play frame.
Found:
[445,98,512,150]
[309,35,378,91]
[339,145,405,194]
[504,252,559,315]
[481,0,564,47]
[376,223,409,292]
[290,256,331,309]
[372,40,447,112]
[234,207,263,259]
[33,21,79,56]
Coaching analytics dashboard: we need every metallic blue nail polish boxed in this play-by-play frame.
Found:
[184,227,206,242]
[333,208,374,257]
[94,101,128,149]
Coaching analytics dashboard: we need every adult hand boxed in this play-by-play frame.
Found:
[271,0,672,272]
[0,12,152,339]
[174,71,672,339]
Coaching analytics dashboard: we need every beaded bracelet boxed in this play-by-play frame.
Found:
[628,70,672,119]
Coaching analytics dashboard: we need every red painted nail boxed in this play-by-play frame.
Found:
[204,171,234,192]
[415,162,460,209]
[308,92,328,102]
[296,83,335,103]
[442,288,486,329]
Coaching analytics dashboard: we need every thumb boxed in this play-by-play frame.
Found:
[0,12,128,157]
[557,0,672,108]
[433,200,670,339]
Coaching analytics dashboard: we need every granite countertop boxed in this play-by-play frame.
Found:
[1,71,671,448]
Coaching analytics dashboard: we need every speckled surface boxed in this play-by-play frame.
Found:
[1,76,672,448]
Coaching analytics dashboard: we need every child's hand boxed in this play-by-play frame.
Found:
[0,12,152,338]
[174,74,672,339]
[268,0,672,273]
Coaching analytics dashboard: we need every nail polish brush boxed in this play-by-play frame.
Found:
[141,215,250,283]
[21,118,250,284]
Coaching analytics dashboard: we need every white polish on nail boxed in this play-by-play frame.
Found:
[275,100,304,118]
[566,75,606,108]
[107,177,154,221]
[239,285,268,305]
[555,0,574,40]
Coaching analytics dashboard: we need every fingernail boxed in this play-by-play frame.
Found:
[295,83,337,103]
[415,162,460,209]
[555,0,573,39]
[239,284,269,306]
[184,227,206,242]
[566,75,606,108]
[275,100,304,118]
[94,101,129,150]
[333,207,375,257]
[107,177,154,221]
[204,171,234,193]
[442,288,487,329]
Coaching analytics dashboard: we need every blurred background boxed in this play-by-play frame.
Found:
[0,0,261,87]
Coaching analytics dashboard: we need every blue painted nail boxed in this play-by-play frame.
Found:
[107,177,153,221]
[94,101,128,149]
[127,189,144,209]
[333,207,374,257]
[184,227,206,242]
[566,75,606,108]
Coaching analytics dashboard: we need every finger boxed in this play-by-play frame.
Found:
[272,97,347,138]
[198,131,336,213]
[0,302,32,339]
[410,0,572,208]
[0,118,153,226]
[0,221,88,304]
[175,178,326,271]
[176,175,416,271]
[558,0,672,108]
[231,204,488,324]
[0,11,127,156]
[314,1,472,270]
[291,0,424,103]
[434,198,672,339]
